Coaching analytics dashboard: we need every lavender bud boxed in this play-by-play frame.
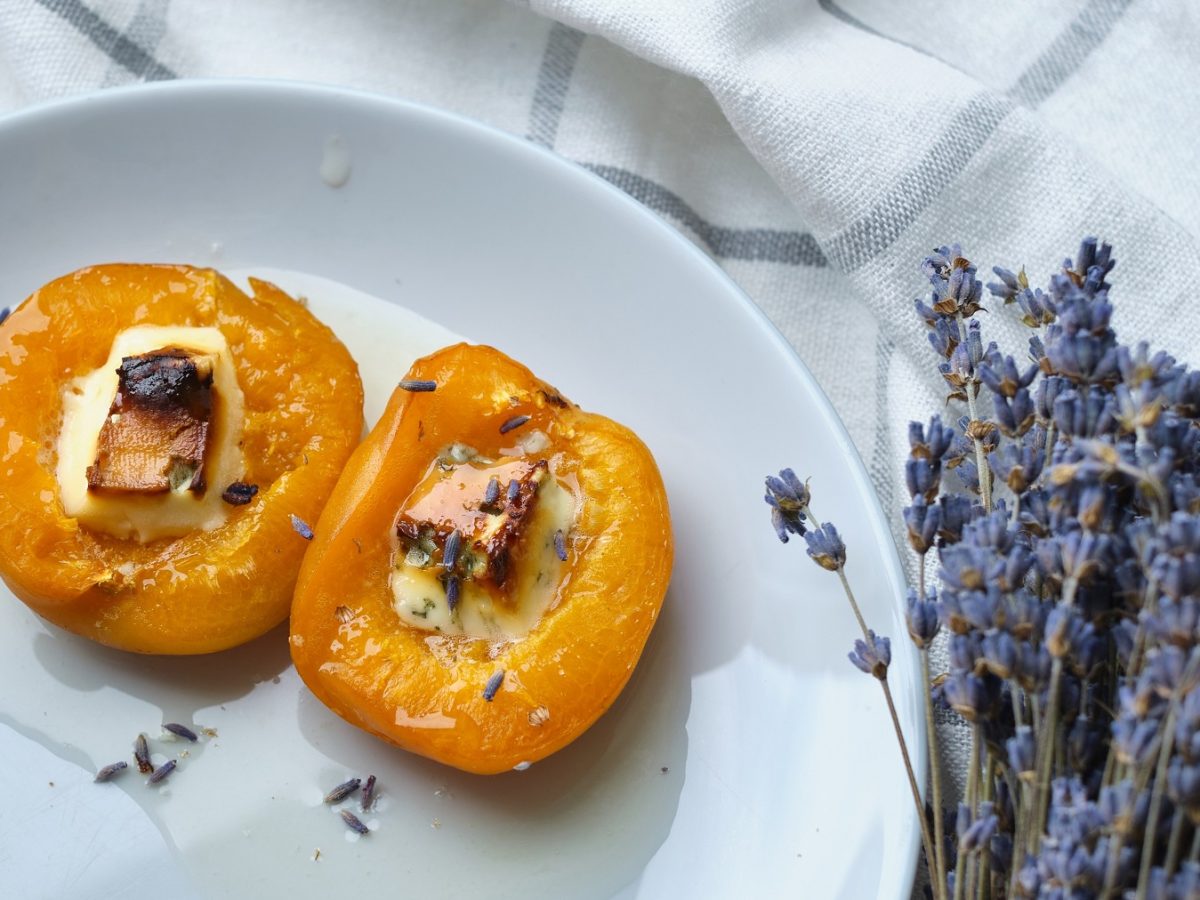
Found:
[1007,726,1035,781]
[986,266,1021,302]
[903,495,941,555]
[764,468,810,543]
[980,631,1017,680]
[906,457,940,502]
[905,589,940,649]
[804,522,846,571]
[959,801,997,853]
[848,630,891,680]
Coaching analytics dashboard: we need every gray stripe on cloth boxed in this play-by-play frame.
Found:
[101,0,171,87]
[584,164,829,266]
[1008,0,1135,106]
[819,0,1132,110]
[869,332,897,518]
[824,94,1013,273]
[815,0,932,64]
[527,22,586,148]
[527,21,827,266]
[37,0,177,81]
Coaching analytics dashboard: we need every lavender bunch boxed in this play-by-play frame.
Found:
[766,239,1200,900]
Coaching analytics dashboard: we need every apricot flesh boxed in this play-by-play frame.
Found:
[0,264,363,654]
[290,343,673,774]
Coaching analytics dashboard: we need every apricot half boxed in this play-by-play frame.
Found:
[290,343,672,774]
[0,264,363,654]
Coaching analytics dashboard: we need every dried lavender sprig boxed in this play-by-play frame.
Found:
[786,498,940,898]
[323,778,361,804]
[506,479,520,503]
[1136,653,1200,897]
[163,723,198,742]
[134,733,153,774]
[553,529,567,562]
[918,646,949,894]
[340,809,369,834]
[361,774,377,812]
[398,379,437,392]
[147,760,176,784]
[94,761,128,783]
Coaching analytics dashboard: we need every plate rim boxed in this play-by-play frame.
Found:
[0,77,924,897]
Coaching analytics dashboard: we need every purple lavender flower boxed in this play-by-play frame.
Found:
[992,388,1036,438]
[957,801,998,853]
[1006,726,1035,779]
[804,522,846,571]
[990,426,1046,493]
[924,247,984,318]
[925,314,961,359]
[764,468,810,543]
[942,672,1000,722]
[906,457,942,502]
[774,240,1200,899]
[909,415,956,461]
[979,354,1037,399]
[936,494,975,545]
[905,589,940,648]
[980,631,1018,679]
[986,266,1022,303]
[903,495,941,555]
[848,630,891,680]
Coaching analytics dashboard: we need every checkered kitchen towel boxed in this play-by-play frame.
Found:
[2,0,1198,895]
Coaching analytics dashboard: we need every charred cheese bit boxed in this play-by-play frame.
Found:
[57,325,246,541]
[87,349,215,494]
[390,451,577,638]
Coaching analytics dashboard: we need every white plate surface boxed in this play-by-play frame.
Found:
[0,81,921,900]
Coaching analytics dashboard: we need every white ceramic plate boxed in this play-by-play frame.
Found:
[0,81,922,899]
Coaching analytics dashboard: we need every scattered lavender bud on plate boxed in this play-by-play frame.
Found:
[147,759,177,784]
[361,774,377,811]
[163,723,198,742]
[340,809,370,835]
[323,777,361,804]
[134,733,153,774]
[94,761,128,783]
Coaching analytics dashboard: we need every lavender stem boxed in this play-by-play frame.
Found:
[1134,655,1199,899]
[922,649,949,900]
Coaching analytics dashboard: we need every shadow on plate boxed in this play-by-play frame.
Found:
[295,597,692,900]
[32,619,294,721]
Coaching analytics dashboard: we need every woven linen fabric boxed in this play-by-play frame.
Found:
[2,1,1197,896]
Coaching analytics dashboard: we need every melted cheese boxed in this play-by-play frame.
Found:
[56,325,246,541]
[391,472,576,638]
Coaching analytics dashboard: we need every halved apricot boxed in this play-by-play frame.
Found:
[0,264,363,654]
[290,344,672,774]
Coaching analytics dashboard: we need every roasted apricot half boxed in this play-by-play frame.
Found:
[0,264,363,654]
[290,343,672,774]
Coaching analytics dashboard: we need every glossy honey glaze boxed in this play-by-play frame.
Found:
[290,343,674,774]
[0,264,363,653]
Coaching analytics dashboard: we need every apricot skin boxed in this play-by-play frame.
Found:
[290,343,673,774]
[0,265,363,654]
